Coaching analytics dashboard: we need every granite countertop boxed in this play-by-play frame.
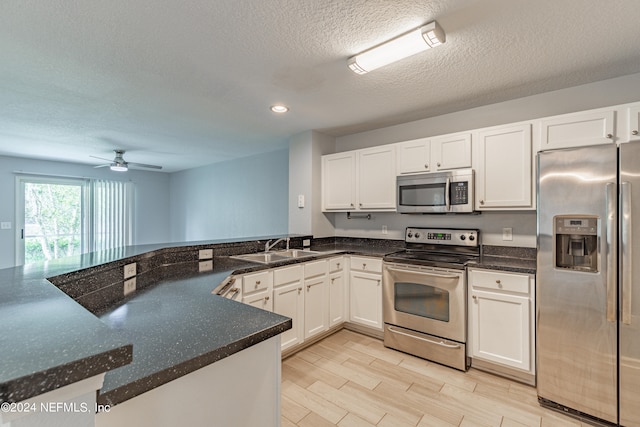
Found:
[0,233,304,405]
[470,246,537,274]
[0,269,132,403]
[96,262,291,406]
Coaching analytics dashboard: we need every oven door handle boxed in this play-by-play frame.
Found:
[385,266,459,280]
[387,326,461,349]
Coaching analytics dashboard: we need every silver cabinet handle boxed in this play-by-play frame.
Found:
[621,181,632,325]
[425,164,429,169]
[385,266,459,280]
[387,326,461,349]
[437,162,441,167]
[605,182,617,323]
[264,296,270,301]
[479,200,484,205]
[331,278,335,284]
[256,280,261,285]
[350,203,354,207]
[606,133,613,139]
[336,262,340,269]
[298,287,302,294]
[362,263,366,269]
[359,203,363,207]
[633,130,639,136]
[472,295,477,300]
[307,284,311,291]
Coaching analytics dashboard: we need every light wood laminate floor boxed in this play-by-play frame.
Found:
[281,329,591,427]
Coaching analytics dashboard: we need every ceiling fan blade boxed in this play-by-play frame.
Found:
[90,155,114,162]
[93,164,110,169]
[128,162,163,170]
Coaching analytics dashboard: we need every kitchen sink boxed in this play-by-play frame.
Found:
[230,249,321,264]
[273,249,320,258]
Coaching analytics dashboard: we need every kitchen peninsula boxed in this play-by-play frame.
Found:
[0,235,301,427]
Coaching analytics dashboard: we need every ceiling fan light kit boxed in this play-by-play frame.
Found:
[348,20,446,75]
[91,150,162,172]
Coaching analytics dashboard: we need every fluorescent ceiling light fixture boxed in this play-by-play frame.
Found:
[270,104,289,113]
[110,163,128,172]
[348,21,445,75]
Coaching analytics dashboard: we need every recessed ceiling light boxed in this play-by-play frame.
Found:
[270,105,289,113]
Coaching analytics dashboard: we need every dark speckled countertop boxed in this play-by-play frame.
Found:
[0,234,303,406]
[0,233,535,409]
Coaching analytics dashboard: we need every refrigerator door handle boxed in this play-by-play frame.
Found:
[621,181,632,325]
[606,182,617,323]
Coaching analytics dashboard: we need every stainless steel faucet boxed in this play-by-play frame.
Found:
[265,237,289,252]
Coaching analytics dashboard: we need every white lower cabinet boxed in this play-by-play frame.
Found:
[468,268,535,380]
[328,257,347,327]
[273,265,304,352]
[242,290,272,311]
[241,270,274,311]
[304,260,329,340]
[349,256,383,331]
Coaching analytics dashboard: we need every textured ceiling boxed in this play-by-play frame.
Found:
[1,0,640,172]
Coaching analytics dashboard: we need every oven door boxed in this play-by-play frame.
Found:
[382,263,466,343]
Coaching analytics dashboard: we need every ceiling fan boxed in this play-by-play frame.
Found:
[91,150,162,172]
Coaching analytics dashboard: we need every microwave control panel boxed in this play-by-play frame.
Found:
[451,182,468,205]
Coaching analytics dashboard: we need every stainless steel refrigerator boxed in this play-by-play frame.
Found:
[537,142,640,426]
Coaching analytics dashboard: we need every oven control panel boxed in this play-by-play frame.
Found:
[405,227,479,246]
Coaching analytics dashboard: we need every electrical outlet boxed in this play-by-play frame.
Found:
[0,222,11,230]
[297,194,305,208]
[502,227,513,241]
[199,249,213,259]
[124,262,137,279]
[199,260,213,272]
[123,278,136,296]
[382,225,388,235]
[303,239,311,247]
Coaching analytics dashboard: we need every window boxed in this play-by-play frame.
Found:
[16,175,134,265]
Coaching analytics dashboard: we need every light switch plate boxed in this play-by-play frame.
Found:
[199,249,213,259]
[124,278,136,296]
[297,194,305,208]
[124,262,137,279]
[502,227,513,241]
[199,260,213,272]
[0,222,11,230]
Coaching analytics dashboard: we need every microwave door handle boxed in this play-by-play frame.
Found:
[445,177,451,211]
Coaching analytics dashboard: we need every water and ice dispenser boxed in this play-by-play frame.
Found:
[554,216,598,272]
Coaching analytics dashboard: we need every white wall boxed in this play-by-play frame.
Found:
[0,155,170,269]
[325,72,640,247]
[169,149,289,242]
[288,130,334,237]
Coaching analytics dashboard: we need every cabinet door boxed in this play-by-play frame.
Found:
[329,271,345,327]
[273,282,304,351]
[322,152,356,211]
[357,146,397,210]
[396,138,431,174]
[540,109,615,150]
[242,291,273,312]
[349,271,382,330]
[431,132,472,171]
[304,276,328,339]
[475,123,533,209]
[470,289,530,371]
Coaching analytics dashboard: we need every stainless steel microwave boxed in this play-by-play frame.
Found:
[397,169,474,213]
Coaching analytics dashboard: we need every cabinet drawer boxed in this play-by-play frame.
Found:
[304,259,328,279]
[242,270,273,294]
[350,256,382,273]
[274,265,303,287]
[329,257,345,272]
[469,269,530,294]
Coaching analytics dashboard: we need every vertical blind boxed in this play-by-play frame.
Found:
[91,179,134,252]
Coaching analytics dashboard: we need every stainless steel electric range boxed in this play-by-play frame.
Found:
[382,227,480,371]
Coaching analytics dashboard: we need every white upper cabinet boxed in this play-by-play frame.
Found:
[321,152,356,210]
[357,145,396,210]
[322,145,396,212]
[624,103,640,142]
[474,123,534,210]
[396,133,471,175]
[431,132,472,171]
[396,138,431,174]
[539,108,616,150]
